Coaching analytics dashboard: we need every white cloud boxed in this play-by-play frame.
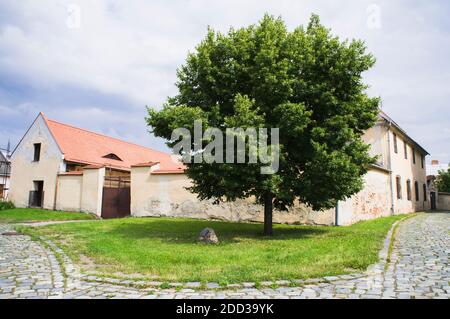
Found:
[0,0,449,161]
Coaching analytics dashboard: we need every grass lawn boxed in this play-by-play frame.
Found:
[18,214,412,283]
[0,208,95,224]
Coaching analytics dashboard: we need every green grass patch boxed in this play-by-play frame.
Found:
[19,214,414,283]
[0,208,95,223]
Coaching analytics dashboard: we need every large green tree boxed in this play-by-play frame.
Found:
[436,165,450,193]
[147,14,379,235]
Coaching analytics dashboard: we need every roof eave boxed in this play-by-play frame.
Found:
[379,113,430,156]
[11,112,64,158]
[64,157,131,171]
[151,169,186,175]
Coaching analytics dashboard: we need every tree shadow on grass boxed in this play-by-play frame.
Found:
[102,218,330,244]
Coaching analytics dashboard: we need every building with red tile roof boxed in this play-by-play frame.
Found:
[8,111,432,224]
[40,113,184,173]
[8,112,185,216]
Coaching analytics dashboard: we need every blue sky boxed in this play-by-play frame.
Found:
[0,0,449,163]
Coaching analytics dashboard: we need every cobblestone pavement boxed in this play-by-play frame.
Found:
[0,213,449,299]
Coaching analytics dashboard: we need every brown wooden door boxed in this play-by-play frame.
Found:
[101,187,131,219]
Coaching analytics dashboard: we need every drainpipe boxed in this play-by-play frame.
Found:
[386,123,395,215]
[335,201,339,226]
[53,174,59,211]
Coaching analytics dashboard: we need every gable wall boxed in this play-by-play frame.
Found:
[9,115,64,209]
[363,123,390,169]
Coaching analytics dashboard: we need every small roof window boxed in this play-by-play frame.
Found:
[103,153,123,161]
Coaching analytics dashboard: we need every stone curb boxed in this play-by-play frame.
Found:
[365,214,415,276]
[79,273,368,291]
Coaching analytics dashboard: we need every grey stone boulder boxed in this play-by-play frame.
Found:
[198,228,219,244]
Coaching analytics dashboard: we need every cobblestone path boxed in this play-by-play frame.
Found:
[0,213,448,299]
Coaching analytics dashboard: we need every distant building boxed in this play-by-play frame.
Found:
[9,113,183,215]
[427,160,449,177]
[427,160,450,211]
[0,149,11,201]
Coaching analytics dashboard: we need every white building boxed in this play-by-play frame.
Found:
[0,149,11,201]
[427,160,449,177]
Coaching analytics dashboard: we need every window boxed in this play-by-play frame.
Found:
[406,180,411,201]
[423,184,427,202]
[412,148,416,164]
[404,142,408,160]
[103,153,123,161]
[393,133,398,153]
[396,176,402,199]
[414,181,419,201]
[421,155,424,169]
[33,143,41,162]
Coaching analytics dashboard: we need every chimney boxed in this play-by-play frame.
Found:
[431,160,439,165]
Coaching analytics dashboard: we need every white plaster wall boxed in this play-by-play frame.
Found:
[388,128,429,214]
[128,120,429,226]
[131,167,335,225]
[437,193,450,211]
[80,168,105,216]
[336,123,394,225]
[56,175,83,212]
[349,125,429,220]
[337,169,391,225]
[9,115,63,209]
[363,124,389,168]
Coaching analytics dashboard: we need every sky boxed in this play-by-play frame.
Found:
[0,0,449,163]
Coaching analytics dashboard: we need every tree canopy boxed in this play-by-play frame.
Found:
[436,165,450,193]
[147,14,380,234]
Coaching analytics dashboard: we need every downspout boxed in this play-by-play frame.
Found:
[54,157,66,211]
[335,201,339,226]
[53,174,59,211]
[386,123,395,215]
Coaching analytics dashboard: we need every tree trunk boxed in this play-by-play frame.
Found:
[264,192,273,236]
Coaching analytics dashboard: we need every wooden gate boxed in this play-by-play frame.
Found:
[101,176,131,219]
